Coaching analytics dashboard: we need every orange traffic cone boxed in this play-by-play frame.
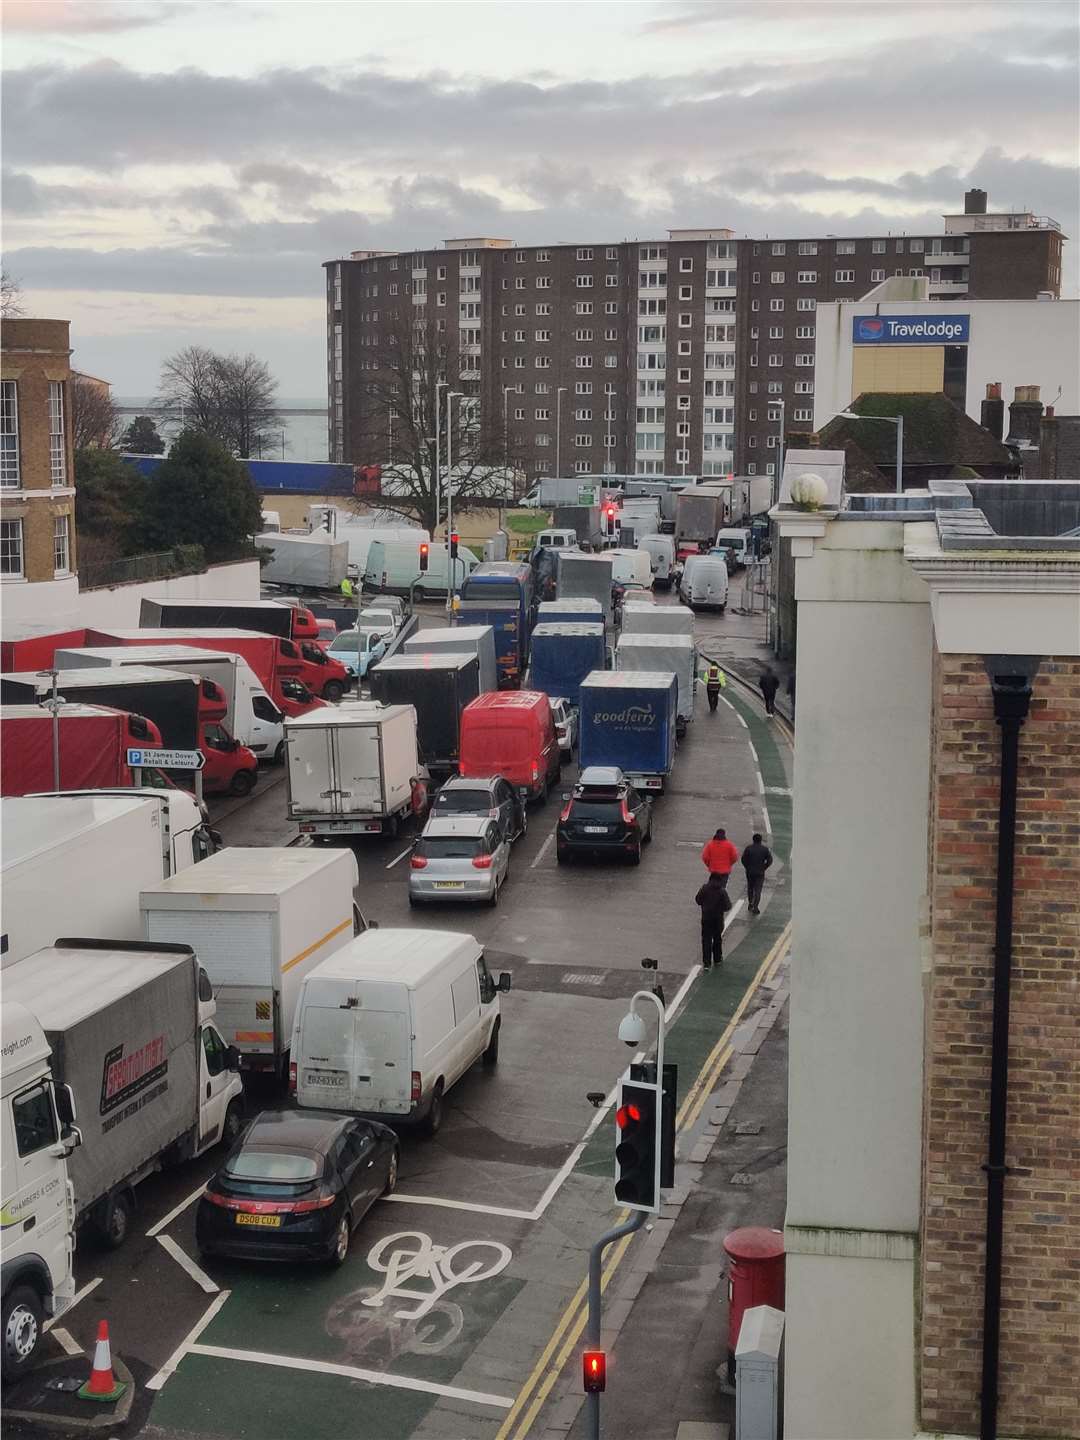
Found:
[78,1320,127,1402]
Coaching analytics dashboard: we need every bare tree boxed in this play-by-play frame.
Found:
[349,306,519,534]
[1,268,25,318]
[70,374,119,449]
[157,345,279,457]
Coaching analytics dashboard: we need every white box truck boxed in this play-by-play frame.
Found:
[402,624,498,694]
[255,531,348,589]
[55,644,285,762]
[556,552,614,625]
[141,847,363,1082]
[3,940,243,1253]
[616,632,697,732]
[2,1000,79,1379]
[621,601,696,638]
[2,792,215,970]
[285,702,419,838]
[291,929,511,1134]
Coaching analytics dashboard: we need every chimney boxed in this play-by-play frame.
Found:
[964,188,988,215]
[980,382,1004,442]
[1005,385,1043,451]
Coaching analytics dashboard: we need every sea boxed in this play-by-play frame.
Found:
[115,398,329,462]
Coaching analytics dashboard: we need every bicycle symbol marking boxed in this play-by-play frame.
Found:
[363,1230,512,1321]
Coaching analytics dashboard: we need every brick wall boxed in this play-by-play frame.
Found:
[920,653,1080,1436]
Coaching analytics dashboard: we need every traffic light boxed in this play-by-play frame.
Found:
[582,1350,606,1393]
[614,1078,660,1212]
[419,542,430,573]
[449,532,459,560]
[603,504,618,537]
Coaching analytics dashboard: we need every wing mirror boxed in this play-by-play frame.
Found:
[498,972,512,993]
[226,1045,242,1071]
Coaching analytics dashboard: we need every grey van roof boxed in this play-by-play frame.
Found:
[304,928,482,988]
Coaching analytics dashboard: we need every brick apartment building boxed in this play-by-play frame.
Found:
[1,319,77,597]
[324,191,1064,492]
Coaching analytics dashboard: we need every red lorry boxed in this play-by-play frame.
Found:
[0,702,163,795]
[138,598,324,646]
[0,628,89,672]
[84,628,328,718]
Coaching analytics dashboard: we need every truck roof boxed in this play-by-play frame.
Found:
[616,633,695,651]
[140,845,356,900]
[404,625,494,643]
[2,794,150,870]
[87,628,277,643]
[3,942,195,1028]
[532,623,606,637]
[1,1001,51,1082]
[284,701,414,730]
[144,597,290,612]
[66,645,238,666]
[307,928,481,989]
[3,666,198,693]
[374,653,474,672]
[581,670,678,691]
[538,598,603,613]
[0,702,131,722]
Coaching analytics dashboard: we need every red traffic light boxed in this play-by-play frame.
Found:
[616,1103,642,1129]
[419,543,430,573]
[583,1350,606,1393]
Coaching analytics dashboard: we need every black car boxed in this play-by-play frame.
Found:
[556,765,653,866]
[432,774,527,843]
[196,1110,398,1267]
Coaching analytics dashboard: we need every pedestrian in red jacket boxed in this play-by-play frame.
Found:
[701,828,739,887]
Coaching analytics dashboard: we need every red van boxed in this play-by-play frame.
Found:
[458,690,560,803]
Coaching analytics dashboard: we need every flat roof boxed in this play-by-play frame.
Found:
[308,928,481,987]
[2,794,148,869]
[141,845,353,898]
[4,944,191,1027]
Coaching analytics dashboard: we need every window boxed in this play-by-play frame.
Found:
[676,421,690,438]
[576,301,594,315]
[536,433,551,446]
[707,240,735,261]
[637,406,665,424]
[536,303,551,315]
[767,381,783,394]
[770,270,785,284]
[795,353,814,366]
[575,328,594,341]
[751,299,760,312]
[604,355,618,368]
[535,408,551,420]
[794,380,814,394]
[575,355,592,368]
[771,242,786,256]
[1,381,18,487]
[677,367,691,383]
[515,277,525,290]
[798,241,817,256]
[576,275,594,288]
[536,249,550,262]
[797,298,817,312]
[574,434,593,447]
[13,1082,59,1157]
[604,327,618,341]
[752,271,761,283]
[767,435,778,448]
[606,247,618,260]
[677,340,691,356]
[53,513,70,574]
[896,239,905,252]
[514,251,525,264]
[48,382,66,484]
[535,383,550,394]
[604,301,619,314]
[1,518,24,577]
[577,247,594,260]
[909,268,924,278]
[573,460,592,475]
[575,381,593,394]
[605,274,619,287]
[797,270,816,284]
[640,245,666,261]
[680,257,693,272]
[537,276,551,289]
[512,303,525,316]
[535,329,551,342]
[706,269,736,288]
[795,325,815,339]
[604,434,616,448]
[514,329,525,342]
[678,285,692,300]
[769,326,784,339]
[514,357,525,369]
[768,354,782,367]
[639,271,666,288]
[575,408,593,421]
[836,240,856,255]
[748,437,757,448]
[870,268,885,282]
[535,355,551,368]
[770,298,784,312]
[793,407,813,421]
[835,270,855,283]
[910,238,924,253]
[872,240,886,254]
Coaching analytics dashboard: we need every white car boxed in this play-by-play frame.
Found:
[550,697,578,758]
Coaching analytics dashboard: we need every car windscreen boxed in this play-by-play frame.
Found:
[226,1150,320,1182]
[417,835,485,858]
[434,789,492,814]
[329,632,359,653]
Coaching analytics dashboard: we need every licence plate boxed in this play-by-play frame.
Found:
[584,826,609,834]
[235,1213,282,1228]
[433,881,465,890]
[305,1071,345,1087]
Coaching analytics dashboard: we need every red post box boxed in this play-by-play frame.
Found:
[722,1226,785,1384]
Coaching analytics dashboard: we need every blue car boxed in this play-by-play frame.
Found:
[328,626,387,680]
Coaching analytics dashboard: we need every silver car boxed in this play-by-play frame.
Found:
[408,816,510,907]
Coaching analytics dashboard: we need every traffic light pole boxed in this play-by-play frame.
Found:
[586,1209,646,1440]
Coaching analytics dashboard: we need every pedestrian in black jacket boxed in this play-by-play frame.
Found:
[741,832,773,915]
[759,667,779,717]
[695,872,732,968]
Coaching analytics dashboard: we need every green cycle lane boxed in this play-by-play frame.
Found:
[577,686,792,1180]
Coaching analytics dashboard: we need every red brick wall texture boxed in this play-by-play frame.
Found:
[921,653,1079,1436]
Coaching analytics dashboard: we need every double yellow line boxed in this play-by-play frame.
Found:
[495,921,791,1440]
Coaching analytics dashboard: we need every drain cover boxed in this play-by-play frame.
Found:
[561,972,604,985]
[730,1172,756,1186]
[734,1122,763,1136]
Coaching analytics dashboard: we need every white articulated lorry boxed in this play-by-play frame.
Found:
[3,940,243,1277]
[284,702,419,839]
[1,792,215,970]
[141,847,364,1082]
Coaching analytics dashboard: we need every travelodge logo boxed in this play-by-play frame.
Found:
[853,313,970,345]
[855,317,885,341]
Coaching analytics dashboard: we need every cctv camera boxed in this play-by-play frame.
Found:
[618,1011,646,1048]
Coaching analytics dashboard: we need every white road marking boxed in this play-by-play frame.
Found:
[725,899,745,929]
[755,769,765,793]
[45,1275,101,1330]
[675,839,708,847]
[188,1343,514,1409]
[765,786,791,796]
[157,1234,220,1294]
[50,1327,82,1357]
[761,803,772,835]
[718,695,748,728]
[146,1182,206,1237]
[529,831,555,869]
[145,1288,231,1392]
[385,846,413,870]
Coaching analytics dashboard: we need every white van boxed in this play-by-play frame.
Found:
[714,527,753,569]
[606,548,654,590]
[365,540,480,596]
[638,534,676,589]
[679,554,729,611]
[291,929,510,1134]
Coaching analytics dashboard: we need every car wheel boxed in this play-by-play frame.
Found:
[644,820,654,845]
[629,843,642,867]
[98,1190,134,1250]
[383,1148,399,1197]
[222,1099,245,1148]
[2,1286,43,1382]
[518,809,528,840]
[273,740,286,765]
[328,1212,352,1267]
[482,1018,501,1067]
[422,1082,444,1137]
[408,891,421,908]
[488,875,500,908]
[324,680,345,703]
[229,768,256,797]
[556,846,569,866]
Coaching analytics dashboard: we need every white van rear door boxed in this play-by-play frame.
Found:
[297,1005,353,1104]
[351,1010,411,1112]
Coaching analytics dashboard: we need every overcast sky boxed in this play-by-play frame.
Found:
[4,0,1078,396]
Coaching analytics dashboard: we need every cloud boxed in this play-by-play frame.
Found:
[2,0,181,34]
[236,161,340,203]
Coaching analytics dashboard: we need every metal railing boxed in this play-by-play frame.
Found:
[79,545,206,591]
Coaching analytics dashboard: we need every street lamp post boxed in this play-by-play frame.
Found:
[605,385,614,475]
[446,391,464,613]
[556,386,568,479]
[836,408,905,493]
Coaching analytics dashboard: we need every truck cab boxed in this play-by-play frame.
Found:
[1,1002,79,1380]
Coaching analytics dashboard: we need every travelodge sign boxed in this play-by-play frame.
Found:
[852,314,970,345]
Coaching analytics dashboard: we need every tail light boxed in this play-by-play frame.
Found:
[203,1188,334,1214]
[289,1061,297,1094]
[472,854,493,869]
[531,763,539,780]
[410,1071,422,1102]
[489,807,499,817]
[620,799,636,825]
[410,854,428,869]
[560,800,573,822]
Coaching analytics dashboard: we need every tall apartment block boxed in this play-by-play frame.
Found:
[325,191,1064,488]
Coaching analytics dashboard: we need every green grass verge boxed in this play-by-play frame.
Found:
[505,510,551,536]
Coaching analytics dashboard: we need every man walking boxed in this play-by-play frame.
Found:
[759,666,779,717]
[741,832,773,915]
[701,827,740,887]
[695,872,731,969]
